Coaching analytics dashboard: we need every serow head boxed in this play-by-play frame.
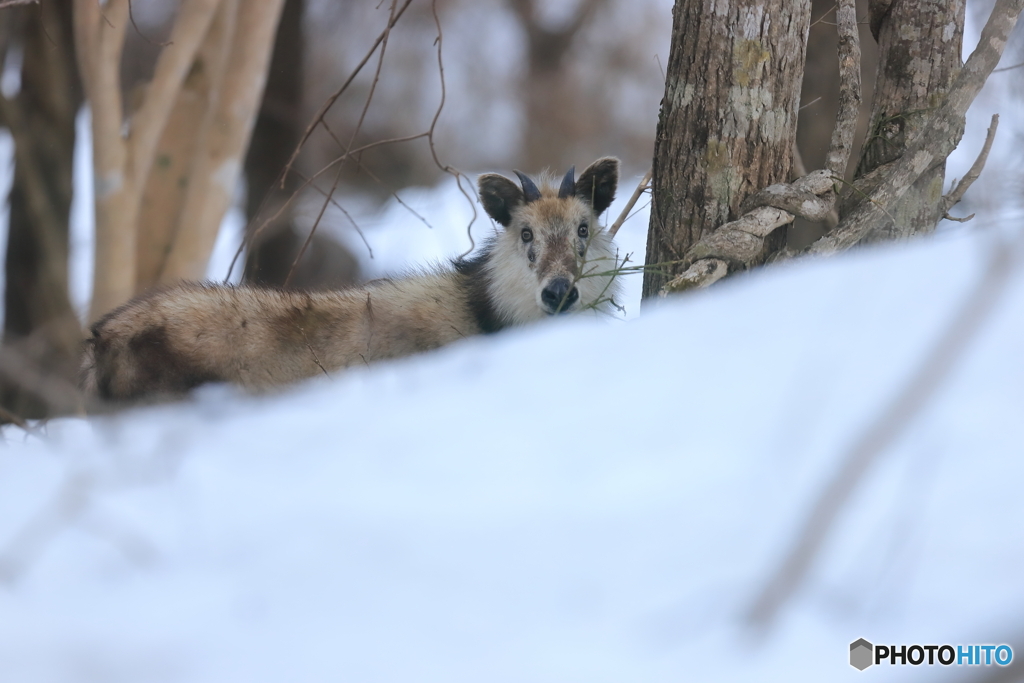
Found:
[477,157,619,318]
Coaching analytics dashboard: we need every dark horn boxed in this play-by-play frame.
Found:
[514,170,542,203]
[558,166,576,199]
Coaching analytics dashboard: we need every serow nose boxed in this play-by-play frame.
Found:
[541,278,579,314]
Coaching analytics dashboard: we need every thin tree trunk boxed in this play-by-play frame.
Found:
[157,0,287,283]
[643,0,811,298]
[136,0,236,291]
[844,0,965,239]
[0,0,83,420]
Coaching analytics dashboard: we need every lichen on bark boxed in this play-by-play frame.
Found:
[644,0,811,298]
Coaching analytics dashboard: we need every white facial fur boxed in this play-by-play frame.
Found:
[485,193,621,323]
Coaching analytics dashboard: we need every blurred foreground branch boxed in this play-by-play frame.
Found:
[746,232,1024,630]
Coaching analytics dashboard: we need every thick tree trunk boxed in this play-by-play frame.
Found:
[0,0,83,420]
[643,0,811,298]
[844,0,965,239]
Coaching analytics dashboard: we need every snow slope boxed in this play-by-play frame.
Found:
[1,220,1022,682]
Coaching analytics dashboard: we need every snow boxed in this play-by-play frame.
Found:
[2,8,1023,675]
[2,213,1023,681]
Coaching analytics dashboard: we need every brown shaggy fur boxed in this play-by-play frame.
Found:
[82,158,621,403]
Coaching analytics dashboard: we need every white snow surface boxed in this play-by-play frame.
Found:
[1,218,1023,681]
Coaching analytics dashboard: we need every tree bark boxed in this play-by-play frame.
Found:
[844,0,965,239]
[157,0,287,284]
[135,0,235,291]
[643,0,811,298]
[0,0,83,420]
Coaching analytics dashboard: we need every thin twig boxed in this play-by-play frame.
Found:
[299,327,329,378]
[992,59,1024,72]
[227,132,430,280]
[424,0,479,259]
[284,0,400,284]
[127,0,171,46]
[799,96,823,111]
[345,0,397,153]
[292,168,375,257]
[284,161,345,288]
[608,169,651,238]
[810,2,837,27]
[281,0,414,184]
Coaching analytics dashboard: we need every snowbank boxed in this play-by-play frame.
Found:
[2,219,1022,682]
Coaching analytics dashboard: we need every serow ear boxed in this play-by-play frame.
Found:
[575,157,619,216]
[478,174,524,227]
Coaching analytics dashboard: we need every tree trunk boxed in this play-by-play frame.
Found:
[643,0,811,298]
[0,0,83,420]
[843,0,965,239]
[156,0,288,284]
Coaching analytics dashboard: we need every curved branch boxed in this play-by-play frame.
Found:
[806,0,1023,256]
[941,113,999,218]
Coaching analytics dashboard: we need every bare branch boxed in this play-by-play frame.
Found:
[806,0,1023,256]
[746,234,1023,631]
[992,59,1024,72]
[941,113,999,216]
[942,212,975,223]
[285,162,345,288]
[608,168,651,238]
[825,0,861,178]
[0,405,41,434]
[281,0,414,184]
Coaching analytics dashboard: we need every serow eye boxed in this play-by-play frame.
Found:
[578,222,589,238]
[521,228,533,243]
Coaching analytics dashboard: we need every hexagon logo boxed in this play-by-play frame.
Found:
[850,638,874,670]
